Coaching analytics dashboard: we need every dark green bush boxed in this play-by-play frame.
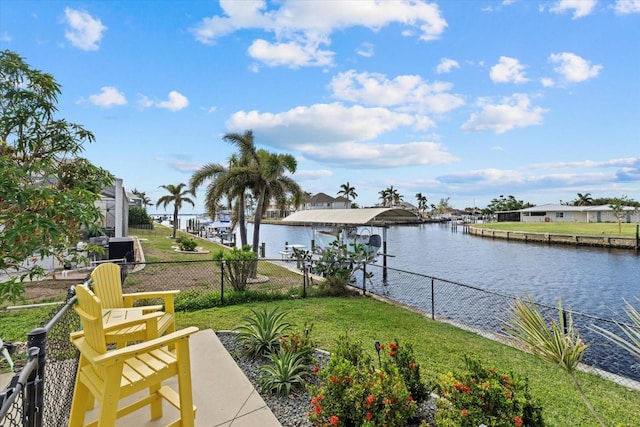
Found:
[128,206,153,227]
[213,245,257,291]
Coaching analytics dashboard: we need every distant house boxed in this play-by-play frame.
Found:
[95,178,130,237]
[302,192,351,210]
[498,204,640,223]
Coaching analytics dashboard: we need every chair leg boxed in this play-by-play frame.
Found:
[149,382,163,420]
[176,340,195,426]
[68,368,90,427]
[96,367,122,427]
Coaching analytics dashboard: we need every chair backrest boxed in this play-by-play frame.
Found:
[74,285,107,354]
[90,263,124,308]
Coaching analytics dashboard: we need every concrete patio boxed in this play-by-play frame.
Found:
[1,329,282,426]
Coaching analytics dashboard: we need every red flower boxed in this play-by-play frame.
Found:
[407,396,414,403]
[313,365,319,373]
[389,351,396,357]
[513,416,523,426]
[409,362,415,369]
[330,415,339,426]
[366,394,376,406]
[482,382,489,389]
[461,409,469,416]
[366,412,373,421]
[389,342,398,350]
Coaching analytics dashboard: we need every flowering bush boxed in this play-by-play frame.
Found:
[279,322,316,366]
[307,333,417,427]
[382,339,430,403]
[435,356,544,427]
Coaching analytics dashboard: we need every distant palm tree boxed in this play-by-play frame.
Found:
[156,183,195,239]
[574,192,593,206]
[415,192,428,215]
[131,188,152,208]
[379,186,402,207]
[337,182,358,208]
[378,188,391,207]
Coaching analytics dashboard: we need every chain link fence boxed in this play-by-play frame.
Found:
[358,263,640,389]
[0,291,80,427]
[118,259,309,311]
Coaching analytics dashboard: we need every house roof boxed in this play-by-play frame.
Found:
[306,192,336,204]
[282,208,420,225]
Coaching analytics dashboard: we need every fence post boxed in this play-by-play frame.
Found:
[303,266,307,298]
[25,327,46,427]
[220,261,225,304]
[431,278,435,320]
[362,262,367,295]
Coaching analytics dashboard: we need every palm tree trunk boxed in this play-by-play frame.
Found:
[252,188,266,254]
[237,193,247,247]
[172,206,178,239]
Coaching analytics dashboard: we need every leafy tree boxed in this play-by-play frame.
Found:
[436,197,452,215]
[0,50,114,303]
[609,196,637,234]
[487,195,533,212]
[156,183,195,239]
[337,182,358,208]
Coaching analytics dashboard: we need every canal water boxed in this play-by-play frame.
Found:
[248,222,640,319]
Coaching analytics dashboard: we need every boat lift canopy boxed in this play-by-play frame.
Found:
[281,208,420,226]
[282,208,420,282]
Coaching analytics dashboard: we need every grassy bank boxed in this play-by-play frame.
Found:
[475,221,639,237]
[177,298,639,426]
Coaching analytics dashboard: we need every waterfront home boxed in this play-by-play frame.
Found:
[498,203,640,223]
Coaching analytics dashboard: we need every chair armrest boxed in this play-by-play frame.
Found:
[102,311,165,333]
[93,326,199,366]
[122,291,180,314]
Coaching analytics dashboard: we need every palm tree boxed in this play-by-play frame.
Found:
[378,188,391,207]
[337,182,358,208]
[131,188,152,208]
[189,153,250,247]
[250,149,303,253]
[156,183,195,239]
[415,193,428,216]
[574,192,594,206]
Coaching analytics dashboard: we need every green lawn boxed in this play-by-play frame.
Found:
[475,221,639,237]
[177,297,640,427]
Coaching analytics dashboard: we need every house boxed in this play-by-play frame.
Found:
[95,178,130,237]
[302,192,351,210]
[498,204,640,223]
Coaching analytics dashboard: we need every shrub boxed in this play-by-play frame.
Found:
[128,206,153,227]
[435,356,544,427]
[258,349,310,396]
[177,236,197,251]
[236,307,293,357]
[381,339,431,403]
[307,333,416,427]
[213,245,257,291]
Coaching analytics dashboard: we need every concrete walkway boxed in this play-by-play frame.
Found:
[87,328,282,426]
[1,329,282,427]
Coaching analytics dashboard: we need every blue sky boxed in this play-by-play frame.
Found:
[2,0,639,214]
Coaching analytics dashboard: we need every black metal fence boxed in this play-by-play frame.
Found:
[0,293,80,427]
[358,263,640,389]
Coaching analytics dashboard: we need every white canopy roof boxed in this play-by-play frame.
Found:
[281,208,420,225]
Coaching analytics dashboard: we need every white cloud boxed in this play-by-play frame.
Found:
[0,32,11,42]
[549,0,597,18]
[191,0,447,67]
[63,8,107,51]
[549,52,602,83]
[87,86,126,107]
[356,42,375,58]
[248,39,334,68]
[540,77,555,87]
[461,93,547,134]
[225,102,457,168]
[156,91,189,111]
[533,158,640,169]
[298,141,457,168]
[137,95,154,109]
[294,169,333,180]
[614,0,640,14]
[436,58,460,74]
[329,70,465,114]
[490,56,529,84]
[227,102,415,145]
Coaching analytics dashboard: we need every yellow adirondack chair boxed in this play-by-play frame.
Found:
[90,263,178,343]
[69,285,198,427]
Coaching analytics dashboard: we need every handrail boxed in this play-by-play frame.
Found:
[0,347,39,420]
